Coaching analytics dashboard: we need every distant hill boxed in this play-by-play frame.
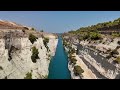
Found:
[0,20,29,30]
[68,17,120,35]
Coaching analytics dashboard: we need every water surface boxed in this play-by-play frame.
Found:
[48,36,71,79]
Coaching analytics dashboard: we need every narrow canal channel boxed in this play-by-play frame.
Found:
[48,36,71,79]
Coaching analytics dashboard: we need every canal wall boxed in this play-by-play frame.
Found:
[64,44,97,79]
[0,30,58,79]
[78,37,120,79]
[63,36,120,79]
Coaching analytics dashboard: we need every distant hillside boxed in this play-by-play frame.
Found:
[0,20,29,30]
[69,17,120,35]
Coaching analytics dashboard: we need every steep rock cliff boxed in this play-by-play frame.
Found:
[0,29,58,79]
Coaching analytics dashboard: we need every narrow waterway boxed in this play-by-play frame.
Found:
[48,36,71,79]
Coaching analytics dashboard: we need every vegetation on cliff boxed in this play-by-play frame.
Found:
[0,66,3,70]
[67,17,120,41]
[29,33,38,44]
[73,65,84,76]
[24,72,32,79]
[69,17,120,34]
[69,55,77,65]
[31,46,39,63]
[115,56,120,64]
[43,37,50,51]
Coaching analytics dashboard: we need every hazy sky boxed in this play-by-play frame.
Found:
[0,11,120,33]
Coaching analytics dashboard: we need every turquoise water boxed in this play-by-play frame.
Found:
[48,36,71,79]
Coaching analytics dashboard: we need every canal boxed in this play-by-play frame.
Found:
[48,36,71,79]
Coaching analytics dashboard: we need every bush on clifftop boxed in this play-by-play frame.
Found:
[73,65,84,76]
[29,33,38,44]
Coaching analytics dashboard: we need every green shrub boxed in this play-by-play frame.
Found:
[47,54,52,61]
[89,32,101,40]
[102,42,105,44]
[31,28,35,31]
[71,48,76,54]
[111,39,114,42]
[43,75,48,79]
[24,72,32,79]
[82,33,89,40]
[99,40,102,43]
[70,57,77,64]
[116,46,120,49]
[31,46,39,63]
[112,33,120,37]
[106,55,112,59]
[114,56,120,64]
[22,29,25,33]
[29,33,38,44]
[90,45,96,49]
[73,65,84,76]
[71,58,77,64]
[118,41,120,45]
[4,76,7,79]
[46,46,49,52]
[107,49,111,53]
[8,46,19,61]
[40,30,44,32]
[43,37,49,51]
[110,49,119,56]
[76,48,79,55]
[0,66,3,70]
[63,40,67,47]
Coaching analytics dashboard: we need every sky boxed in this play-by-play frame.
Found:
[0,11,120,33]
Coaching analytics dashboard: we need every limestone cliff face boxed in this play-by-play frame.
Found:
[0,30,58,79]
[62,35,120,79]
